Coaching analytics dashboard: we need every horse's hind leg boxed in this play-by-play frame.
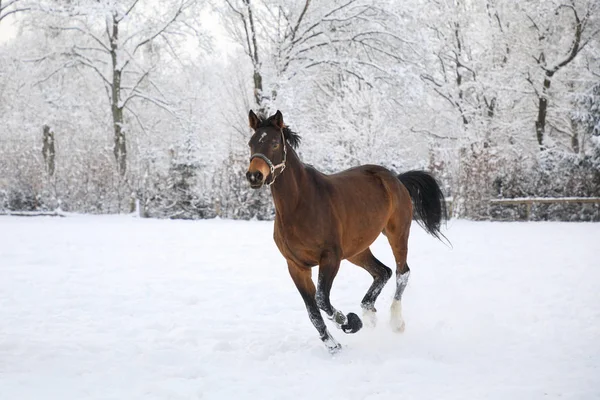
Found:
[316,251,363,334]
[348,249,393,327]
[390,261,410,332]
[385,222,411,333]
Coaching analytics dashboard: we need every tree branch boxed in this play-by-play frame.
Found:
[0,7,30,23]
[547,4,583,73]
[303,59,373,88]
[124,104,148,136]
[129,93,176,116]
[410,127,458,140]
[121,69,151,108]
[33,60,77,87]
[0,0,30,22]
[226,0,254,60]
[117,0,141,22]
[52,25,110,53]
[289,0,310,43]
[131,1,189,56]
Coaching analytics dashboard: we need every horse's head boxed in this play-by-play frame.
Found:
[246,110,287,189]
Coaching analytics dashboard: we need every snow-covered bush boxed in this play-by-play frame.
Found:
[211,153,275,221]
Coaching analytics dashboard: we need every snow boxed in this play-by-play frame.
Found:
[0,215,598,400]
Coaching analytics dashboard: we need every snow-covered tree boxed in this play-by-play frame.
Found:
[1,0,598,220]
[218,0,410,112]
[520,0,599,149]
[34,0,205,175]
[573,77,600,160]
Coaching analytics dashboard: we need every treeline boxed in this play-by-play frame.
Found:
[0,0,599,221]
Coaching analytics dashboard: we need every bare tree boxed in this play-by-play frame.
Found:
[526,1,599,149]
[39,0,201,175]
[221,0,410,112]
[418,0,509,131]
[224,0,264,111]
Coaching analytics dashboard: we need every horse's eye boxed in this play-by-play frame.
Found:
[272,142,280,150]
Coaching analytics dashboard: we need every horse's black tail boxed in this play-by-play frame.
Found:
[397,170,448,242]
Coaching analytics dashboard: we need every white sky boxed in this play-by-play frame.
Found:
[0,13,18,43]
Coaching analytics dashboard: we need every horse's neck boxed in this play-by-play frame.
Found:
[270,147,307,214]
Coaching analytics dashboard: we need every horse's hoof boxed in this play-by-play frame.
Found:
[342,312,363,334]
[323,337,342,354]
[327,342,342,354]
[390,300,405,333]
[332,310,347,327]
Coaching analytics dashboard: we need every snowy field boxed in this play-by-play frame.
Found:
[0,215,598,400]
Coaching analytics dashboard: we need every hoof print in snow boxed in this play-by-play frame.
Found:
[342,313,362,334]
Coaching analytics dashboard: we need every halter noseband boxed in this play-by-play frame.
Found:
[249,128,287,186]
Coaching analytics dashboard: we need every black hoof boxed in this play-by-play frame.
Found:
[341,312,363,334]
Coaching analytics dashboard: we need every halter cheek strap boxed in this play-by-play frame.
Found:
[249,129,287,186]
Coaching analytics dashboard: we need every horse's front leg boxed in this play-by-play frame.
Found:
[287,261,341,353]
[315,253,363,334]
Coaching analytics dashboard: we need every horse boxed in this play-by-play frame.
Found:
[245,110,447,353]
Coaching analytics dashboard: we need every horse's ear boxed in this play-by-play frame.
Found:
[273,110,284,129]
[248,110,259,130]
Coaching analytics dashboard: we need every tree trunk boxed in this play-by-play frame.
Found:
[532,5,584,151]
[453,21,469,126]
[535,72,553,149]
[110,13,126,175]
[253,69,264,111]
[245,0,265,112]
[568,80,580,154]
[571,128,580,154]
[42,124,55,176]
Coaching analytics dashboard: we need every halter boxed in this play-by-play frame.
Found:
[249,128,287,186]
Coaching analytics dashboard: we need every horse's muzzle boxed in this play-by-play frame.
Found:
[246,170,264,189]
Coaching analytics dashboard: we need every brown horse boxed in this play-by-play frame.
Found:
[246,110,447,353]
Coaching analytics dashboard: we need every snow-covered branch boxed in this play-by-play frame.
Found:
[0,0,30,23]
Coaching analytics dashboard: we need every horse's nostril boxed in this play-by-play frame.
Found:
[246,171,263,184]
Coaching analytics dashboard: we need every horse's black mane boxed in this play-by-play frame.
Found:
[256,114,301,149]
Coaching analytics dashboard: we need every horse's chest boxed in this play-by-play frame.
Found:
[273,221,323,266]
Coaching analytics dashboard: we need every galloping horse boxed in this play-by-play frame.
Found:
[245,110,447,353]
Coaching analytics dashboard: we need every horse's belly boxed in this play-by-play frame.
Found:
[341,224,386,259]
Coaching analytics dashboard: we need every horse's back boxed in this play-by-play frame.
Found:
[325,164,406,203]
[315,164,409,258]
[326,164,391,179]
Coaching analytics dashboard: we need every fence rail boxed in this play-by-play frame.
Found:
[0,211,66,217]
[489,197,600,220]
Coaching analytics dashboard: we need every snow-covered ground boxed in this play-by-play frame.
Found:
[0,215,598,400]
